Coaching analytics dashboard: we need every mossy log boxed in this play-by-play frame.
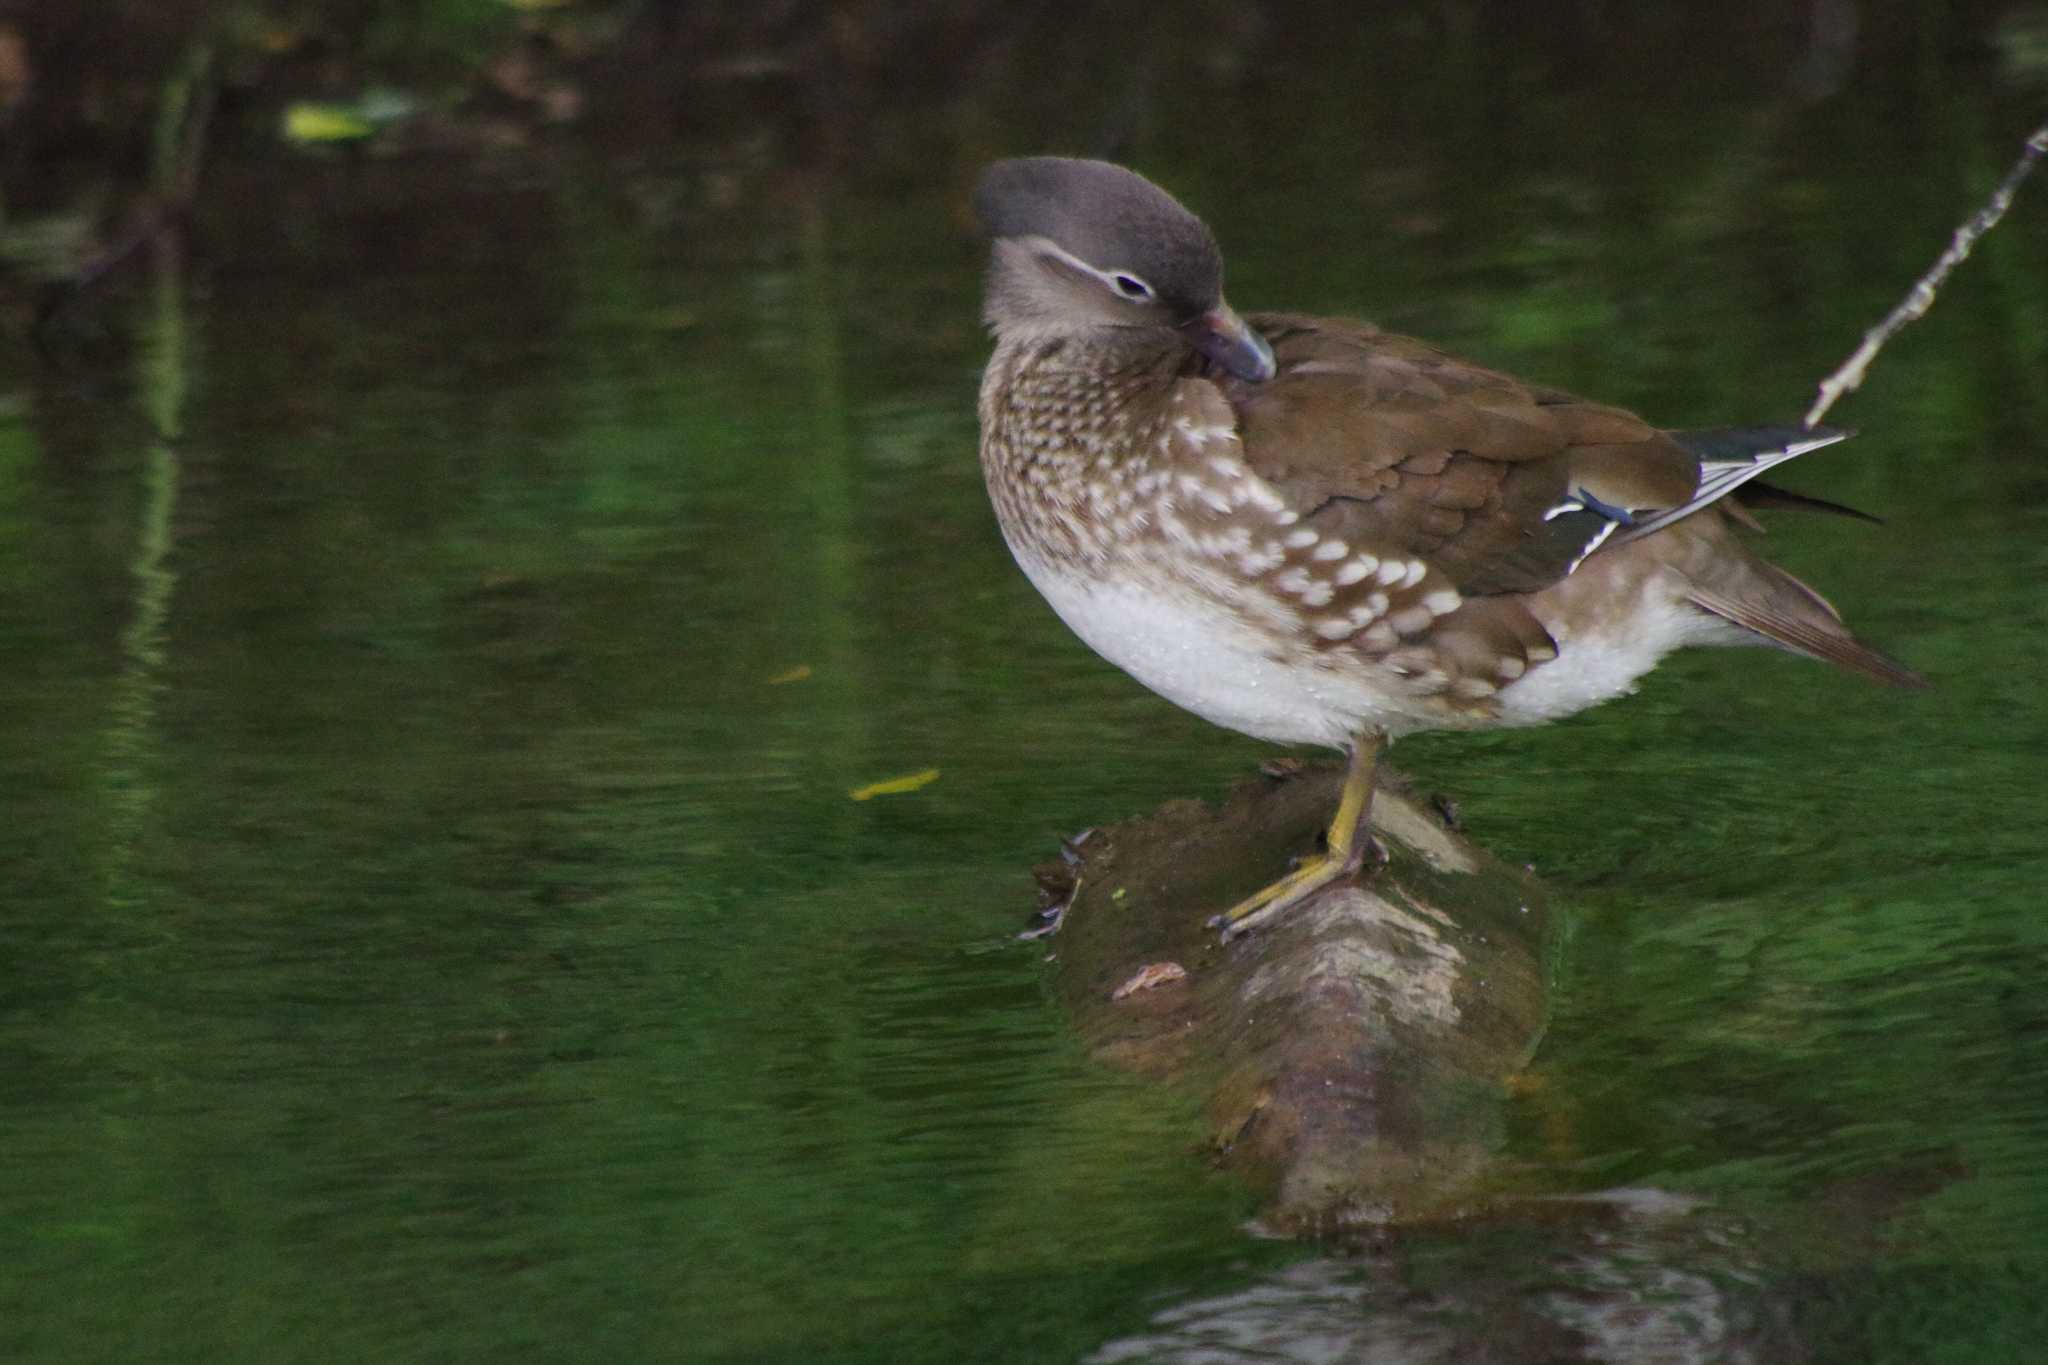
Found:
[1046,762,1550,1234]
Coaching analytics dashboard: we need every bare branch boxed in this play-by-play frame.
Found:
[1805,121,2048,429]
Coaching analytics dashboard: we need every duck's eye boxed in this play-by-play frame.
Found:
[1111,274,1153,300]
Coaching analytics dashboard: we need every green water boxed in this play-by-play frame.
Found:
[5,14,2048,1363]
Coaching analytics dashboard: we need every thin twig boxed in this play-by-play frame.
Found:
[1805,120,2048,429]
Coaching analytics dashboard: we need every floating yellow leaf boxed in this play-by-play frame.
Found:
[849,768,940,801]
[766,664,812,685]
[281,102,375,144]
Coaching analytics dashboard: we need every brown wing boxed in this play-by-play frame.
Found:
[1212,313,1699,597]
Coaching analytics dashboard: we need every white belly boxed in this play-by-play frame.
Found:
[1013,550,1439,748]
[1496,582,1748,726]
[1011,537,1747,748]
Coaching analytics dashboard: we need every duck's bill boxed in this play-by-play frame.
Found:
[1181,304,1276,383]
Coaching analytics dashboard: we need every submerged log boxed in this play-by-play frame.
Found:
[1046,762,1549,1234]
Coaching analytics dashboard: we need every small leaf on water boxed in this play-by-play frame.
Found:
[282,103,375,144]
[849,768,940,801]
[766,665,812,685]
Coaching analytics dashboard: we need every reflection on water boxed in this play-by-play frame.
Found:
[1091,1176,2048,1365]
[1090,1191,1788,1365]
[4,10,2048,1362]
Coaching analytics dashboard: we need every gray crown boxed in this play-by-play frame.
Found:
[974,157,1224,317]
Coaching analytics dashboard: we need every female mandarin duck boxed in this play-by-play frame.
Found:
[974,157,1922,939]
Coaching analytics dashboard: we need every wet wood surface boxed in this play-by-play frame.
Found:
[1047,762,1551,1234]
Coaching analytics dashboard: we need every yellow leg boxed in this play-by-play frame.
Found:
[1214,731,1386,941]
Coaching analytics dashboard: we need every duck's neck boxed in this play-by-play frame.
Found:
[978,327,1190,566]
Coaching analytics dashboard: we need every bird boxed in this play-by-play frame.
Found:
[972,156,1924,940]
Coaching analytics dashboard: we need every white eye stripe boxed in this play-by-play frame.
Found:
[1021,238,1160,304]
